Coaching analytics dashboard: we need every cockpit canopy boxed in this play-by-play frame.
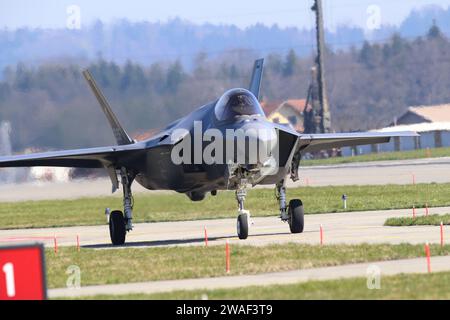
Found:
[214,88,265,121]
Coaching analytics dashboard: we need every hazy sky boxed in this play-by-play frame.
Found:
[1,0,449,30]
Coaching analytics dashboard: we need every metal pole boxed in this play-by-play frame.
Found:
[311,0,331,133]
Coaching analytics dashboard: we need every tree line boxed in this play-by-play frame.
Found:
[1,25,449,151]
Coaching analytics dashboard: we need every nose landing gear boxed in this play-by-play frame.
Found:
[236,181,250,240]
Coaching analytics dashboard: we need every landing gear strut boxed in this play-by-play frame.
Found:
[108,167,135,245]
[276,180,304,234]
[236,181,250,240]
[120,167,134,232]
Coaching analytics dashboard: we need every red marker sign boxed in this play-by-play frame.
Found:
[0,244,47,300]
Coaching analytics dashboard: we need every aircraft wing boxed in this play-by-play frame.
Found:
[0,143,146,169]
[298,131,419,153]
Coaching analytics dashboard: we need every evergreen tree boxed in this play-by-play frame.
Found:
[427,20,443,39]
[282,49,297,77]
[166,60,184,92]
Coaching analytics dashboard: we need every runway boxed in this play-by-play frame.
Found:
[0,206,448,249]
[1,157,449,202]
[49,256,450,298]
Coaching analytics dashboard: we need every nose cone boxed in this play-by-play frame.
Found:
[225,121,278,167]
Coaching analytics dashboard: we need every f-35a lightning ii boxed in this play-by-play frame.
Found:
[0,59,417,245]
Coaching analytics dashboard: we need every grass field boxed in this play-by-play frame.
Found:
[1,183,449,229]
[385,214,450,226]
[301,146,450,166]
[45,243,449,289]
[85,272,450,300]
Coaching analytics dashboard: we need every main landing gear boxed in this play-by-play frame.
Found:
[277,180,304,233]
[108,167,135,245]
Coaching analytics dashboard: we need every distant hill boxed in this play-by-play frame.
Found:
[1,25,450,151]
[1,5,449,73]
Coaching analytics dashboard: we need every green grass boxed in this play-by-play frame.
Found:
[45,243,450,289]
[385,214,450,226]
[1,183,450,229]
[85,272,450,300]
[0,183,450,229]
[302,147,450,166]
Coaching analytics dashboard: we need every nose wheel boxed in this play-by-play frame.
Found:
[237,211,249,239]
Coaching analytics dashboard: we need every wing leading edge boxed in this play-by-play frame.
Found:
[298,131,419,154]
[0,143,146,169]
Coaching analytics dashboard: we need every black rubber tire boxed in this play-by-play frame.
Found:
[288,199,304,233]
[109,210,126,245]
[237,213,249,240]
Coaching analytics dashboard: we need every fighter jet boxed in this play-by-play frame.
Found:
[0,59,417,245]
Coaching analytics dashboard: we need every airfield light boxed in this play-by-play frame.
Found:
[341,194,347,210]
[105,208,111,223]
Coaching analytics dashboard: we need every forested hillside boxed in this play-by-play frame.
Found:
[1,26,450,151]
[1,5,450,72]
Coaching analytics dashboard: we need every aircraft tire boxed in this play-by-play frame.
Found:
[288,199,304,233]
[237,213,249,240]
[109,210,126,245]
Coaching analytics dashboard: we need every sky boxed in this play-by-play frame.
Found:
[0,0,449,31]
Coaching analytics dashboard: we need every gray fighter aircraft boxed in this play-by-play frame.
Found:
[0,59,417,245]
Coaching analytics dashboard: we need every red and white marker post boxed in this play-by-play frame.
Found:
[320,224,324,246]
[440,222,444,247]
[425,203,429,217]
[76,235,80,252]
[424,242,431,273]
[204,226,208,247]
[412,205,416,219]
[53,235,58,254]
[225,240,230,273]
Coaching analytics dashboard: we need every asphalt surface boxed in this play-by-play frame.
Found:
[1,157,450,202]
[0,207,447,249]
[49,256,450,298]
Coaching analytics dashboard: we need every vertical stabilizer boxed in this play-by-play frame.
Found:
[248,59,264,100]
[83,70,134,145]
